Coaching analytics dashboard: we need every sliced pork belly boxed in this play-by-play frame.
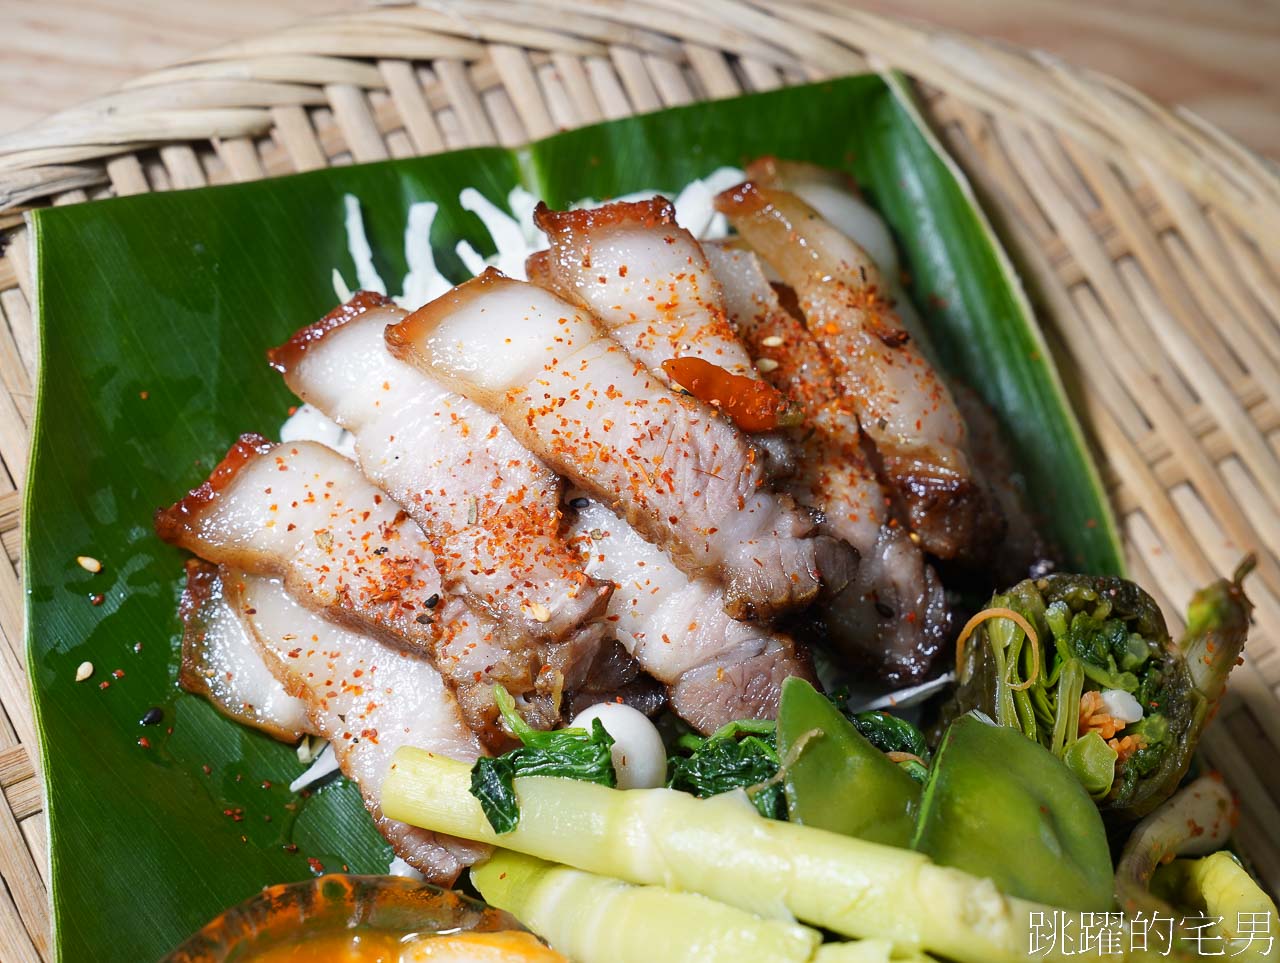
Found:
[269,292,611,648]
[178,558,311,741]
[951,383,1047,585]
[716,183,1004,564]
[568,497,813,731]
[531,199,754,378]
[386,269,852,622]
[706,244,950,683]
[223,569,488,884]
[529,200,795,474]
[154,436,527,744]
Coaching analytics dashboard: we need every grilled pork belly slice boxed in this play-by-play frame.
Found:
[154,436,527,745]
[223,569,488,884]
[386,269,852,622]
[716,182,1004,563]
[951,382,1047,585]
[529,199,795,475]
[531,198,755,379]
[706,244,950,683]
[178,558,311,742]
[568,497,813,731]
[269,292,611,647]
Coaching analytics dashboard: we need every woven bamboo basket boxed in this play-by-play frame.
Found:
[1,1,1278,959]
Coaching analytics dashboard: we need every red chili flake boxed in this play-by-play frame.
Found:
[90,593,105,606]
[261,780,273,790]
[287,405,298,416]
[98,681,110,690]
[139,391,149,400]
[132,642,143,654]
[283,843,299,854]
[307,858,325,875]
[137,737,151,749]
[112,669,125,679]
[202,765,212,775]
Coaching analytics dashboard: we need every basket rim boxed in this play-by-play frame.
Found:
[0,0,1275,240]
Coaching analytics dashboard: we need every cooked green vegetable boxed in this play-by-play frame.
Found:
[778,678,919,847]
[667,719,783,819]
[912,713,1114,911]
[469,685,616,832]
[473,849,823,962]
[383,749,1168,962]
[850,710,929,760]
[1181,557,1256,708]
[950,564,1253,819]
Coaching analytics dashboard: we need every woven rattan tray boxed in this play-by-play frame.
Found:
[1,2,1278,959]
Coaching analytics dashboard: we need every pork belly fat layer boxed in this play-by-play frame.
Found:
[387,269,849,622]
[227,570,487,883]
[270,293,612,645]
[155,435,445,650]
[715,182,1004,563]
[533,198,755,378]
[568,497,812,731]
[533,200,797,475]
[706,243,950,682]
[178,558,311,742]
[155,436,528,745]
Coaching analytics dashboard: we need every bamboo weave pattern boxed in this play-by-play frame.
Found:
[0,3,1277,960]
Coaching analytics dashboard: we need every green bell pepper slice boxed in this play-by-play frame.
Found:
[776,677,920,847]
[912,713,1113,910]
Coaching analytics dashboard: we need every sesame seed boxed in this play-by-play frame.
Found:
[76,556,102,574]
[761,336,784,348]
[75,661,93,682]
[527,602,552,623]
[755,358,779,373]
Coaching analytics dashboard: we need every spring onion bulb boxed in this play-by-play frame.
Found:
[569,703,666,790]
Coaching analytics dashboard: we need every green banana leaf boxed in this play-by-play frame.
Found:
[25,73,1123,961]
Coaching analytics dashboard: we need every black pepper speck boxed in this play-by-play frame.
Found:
[140,707,164,726]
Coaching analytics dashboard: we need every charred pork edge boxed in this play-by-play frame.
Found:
[267,290,395,375]
[154,432,274,543]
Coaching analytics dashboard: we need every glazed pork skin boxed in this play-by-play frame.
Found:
[386,268,852,622]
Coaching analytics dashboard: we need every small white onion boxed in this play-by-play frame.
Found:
[571,703,667,790]
[1101,688,1144,724]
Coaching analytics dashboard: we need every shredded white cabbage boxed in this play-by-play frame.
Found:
[279,402,355,458]
[333,168,749,311]
[387,857,425,880]
[399,201,456,309]
[847,672,956,714]
[342,194,387,295]
[289,742,340,792]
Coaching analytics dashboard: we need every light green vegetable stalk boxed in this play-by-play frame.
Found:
[1114,774,1277,960]
[383,749,1170,963]
[474,850,823,962]
[1154,853,1278,962]
[476,850,934,963]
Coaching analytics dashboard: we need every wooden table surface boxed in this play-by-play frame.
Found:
[2,0,1278,158]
